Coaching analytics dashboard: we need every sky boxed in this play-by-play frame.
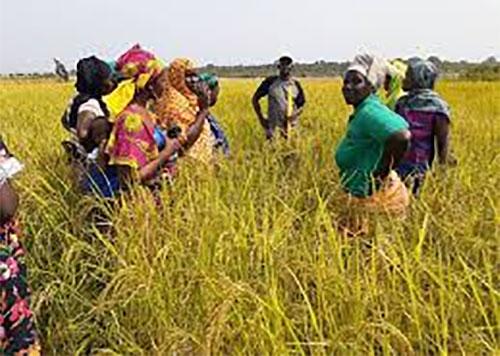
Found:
[0,0,499,74]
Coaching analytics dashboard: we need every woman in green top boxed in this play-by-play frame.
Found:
[335,54,411,216]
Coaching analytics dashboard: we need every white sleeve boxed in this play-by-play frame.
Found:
[78,99,105,117]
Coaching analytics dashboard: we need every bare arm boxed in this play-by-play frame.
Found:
[375,129,411,179]
[252,94,268,130]
[116,139,181,188]
[182,86,211,150]
[0,182,18,225]
[76,110,97,141]
[435,116,450,165]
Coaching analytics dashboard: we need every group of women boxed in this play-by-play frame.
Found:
[0,47,452,353]
[61,44,230,202]
[335,54,452,233]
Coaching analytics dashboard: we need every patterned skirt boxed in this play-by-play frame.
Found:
[0,221,40,355]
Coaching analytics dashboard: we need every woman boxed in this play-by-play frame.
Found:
[104,44,161,120]
[199,73,230,157]
[335,54,411,231]
[395,57,453,196]
[61,56,117,145]
[61,56,120,198]
[0,138,40,355]
[384,59,407,110]
[154,59,215,165]
[106,57,211,192]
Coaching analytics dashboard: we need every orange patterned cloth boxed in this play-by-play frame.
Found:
[339,171,410,236]
[154,58,214,164]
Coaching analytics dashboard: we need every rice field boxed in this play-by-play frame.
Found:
[0,78,498,355]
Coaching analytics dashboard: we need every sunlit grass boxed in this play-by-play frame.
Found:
[0,79,498,354]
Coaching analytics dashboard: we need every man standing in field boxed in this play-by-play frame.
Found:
[252,56,306,140]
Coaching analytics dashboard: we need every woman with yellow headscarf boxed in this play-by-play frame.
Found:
[384,59,408,111]
[104,44,164,120]
[154,58,214,165]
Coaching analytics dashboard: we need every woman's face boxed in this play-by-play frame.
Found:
[384,74,392,92]
[402,67,415,92]
[342,70,373,106]
[185,70,200,93]
[148,69,169,101]
[210,85,220,107]
[102,78,118,96]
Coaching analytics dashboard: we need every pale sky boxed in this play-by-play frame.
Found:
[0,0,499,73]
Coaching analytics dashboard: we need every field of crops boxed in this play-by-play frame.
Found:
[0,79,498,354]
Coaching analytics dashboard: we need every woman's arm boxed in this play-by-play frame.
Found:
[435,116,450,165]
[180,84,211,150]
[375,129,411,179]
[182,107,209,150]
[0,182,18,225]
[116,140,182,188]
[76,111,97,141]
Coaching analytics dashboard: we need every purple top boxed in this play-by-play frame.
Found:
[395,108,449,167]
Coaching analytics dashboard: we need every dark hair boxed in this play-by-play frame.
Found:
[64,56,111,131]
[278,56,293,66]
[75,56,113,96]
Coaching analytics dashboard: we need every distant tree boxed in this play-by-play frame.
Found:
[482,56,497,65]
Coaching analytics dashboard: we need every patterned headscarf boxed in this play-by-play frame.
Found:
[104,44,164,119]
[385,59,408,110]
[397,58,450,117]
[199,72,219,90]
[407,57,438,90]
[115,44,164,90]
[346,54,389,90]
[155,58,199,128]
[154,58,214,164]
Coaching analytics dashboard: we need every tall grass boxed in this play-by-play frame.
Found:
[0,79,498,354]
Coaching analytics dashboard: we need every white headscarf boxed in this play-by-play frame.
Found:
[346,54,389,90]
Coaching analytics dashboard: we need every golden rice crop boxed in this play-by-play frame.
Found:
[0,78,498,354]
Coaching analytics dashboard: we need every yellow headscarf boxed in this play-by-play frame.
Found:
[385,59,408,110]
[104,44,164,120]
[155,58,214,164]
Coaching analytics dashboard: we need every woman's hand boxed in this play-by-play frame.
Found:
[196,82,211,110]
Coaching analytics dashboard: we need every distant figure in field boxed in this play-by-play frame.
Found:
[395,57,454,196]
[335,54,411,234]
[199,73,230,157]
[252,56,306,140]
[54,58,69,82]
[0,138,41,355]
[384,59,407,110]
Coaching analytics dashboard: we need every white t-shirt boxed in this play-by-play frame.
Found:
[78,98,106,118]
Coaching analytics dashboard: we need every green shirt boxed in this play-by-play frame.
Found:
[335,94,409,197]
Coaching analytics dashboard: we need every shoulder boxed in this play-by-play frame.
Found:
[292,78,303,87]
[78,98,105,116]
[359,96,408,127]
[258,75,279,89]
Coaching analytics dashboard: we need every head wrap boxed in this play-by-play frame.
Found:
[104,44,164,119]
[115,44,164,90]
[397,58,449,117]
[385,59,408,110]
[407,57,439,90]
[199,72,219,90]
[154,58,214,164]
[75,56,113,96]
[346,54,389,90]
